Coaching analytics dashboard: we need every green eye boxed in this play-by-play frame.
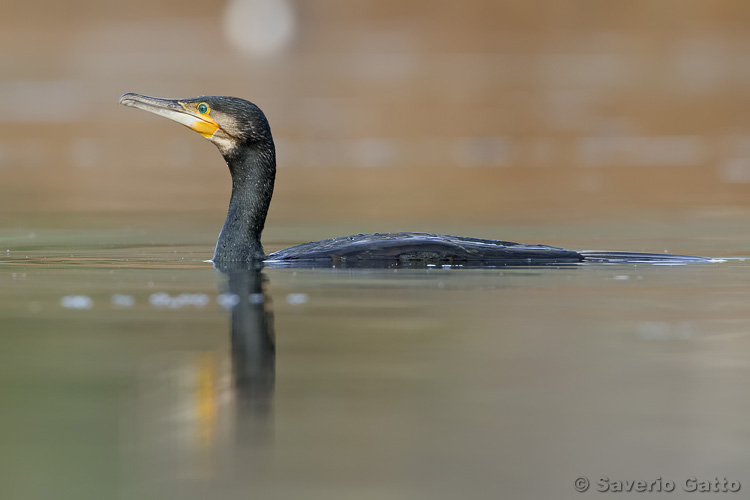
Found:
[198,103,209,114]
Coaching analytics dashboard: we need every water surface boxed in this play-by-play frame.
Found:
[2,221,749,500]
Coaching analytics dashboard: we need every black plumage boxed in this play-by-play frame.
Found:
[120,93,713,267]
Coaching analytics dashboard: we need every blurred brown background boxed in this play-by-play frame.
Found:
[2,0,750,237]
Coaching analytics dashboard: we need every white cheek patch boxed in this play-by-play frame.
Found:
[206,118,236,150]
[210,134,234,151]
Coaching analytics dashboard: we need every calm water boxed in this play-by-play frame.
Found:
[5,1,750,497]
[1,220,750,500]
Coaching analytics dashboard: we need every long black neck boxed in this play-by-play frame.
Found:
[214,143,276,262]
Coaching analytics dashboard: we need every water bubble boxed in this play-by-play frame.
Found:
[61,295,93,310]
[217,293,241,309]
[150,292,210,309]
[149,293,172,308]
[286,293,308,305]
[184,294,210,307]
[111,294,135,307]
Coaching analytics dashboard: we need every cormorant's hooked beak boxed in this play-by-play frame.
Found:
[119,93,220,139]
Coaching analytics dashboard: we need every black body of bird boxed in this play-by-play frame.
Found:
[119,93,712,266]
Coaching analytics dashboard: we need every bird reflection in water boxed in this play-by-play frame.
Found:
[216,262,275,446]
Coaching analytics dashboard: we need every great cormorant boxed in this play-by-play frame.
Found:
[119,93,711,266]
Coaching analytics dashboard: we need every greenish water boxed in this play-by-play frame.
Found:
[6,0,750,496]
[1,223,750,500]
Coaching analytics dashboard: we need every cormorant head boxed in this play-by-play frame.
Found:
[119,93,273,156]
